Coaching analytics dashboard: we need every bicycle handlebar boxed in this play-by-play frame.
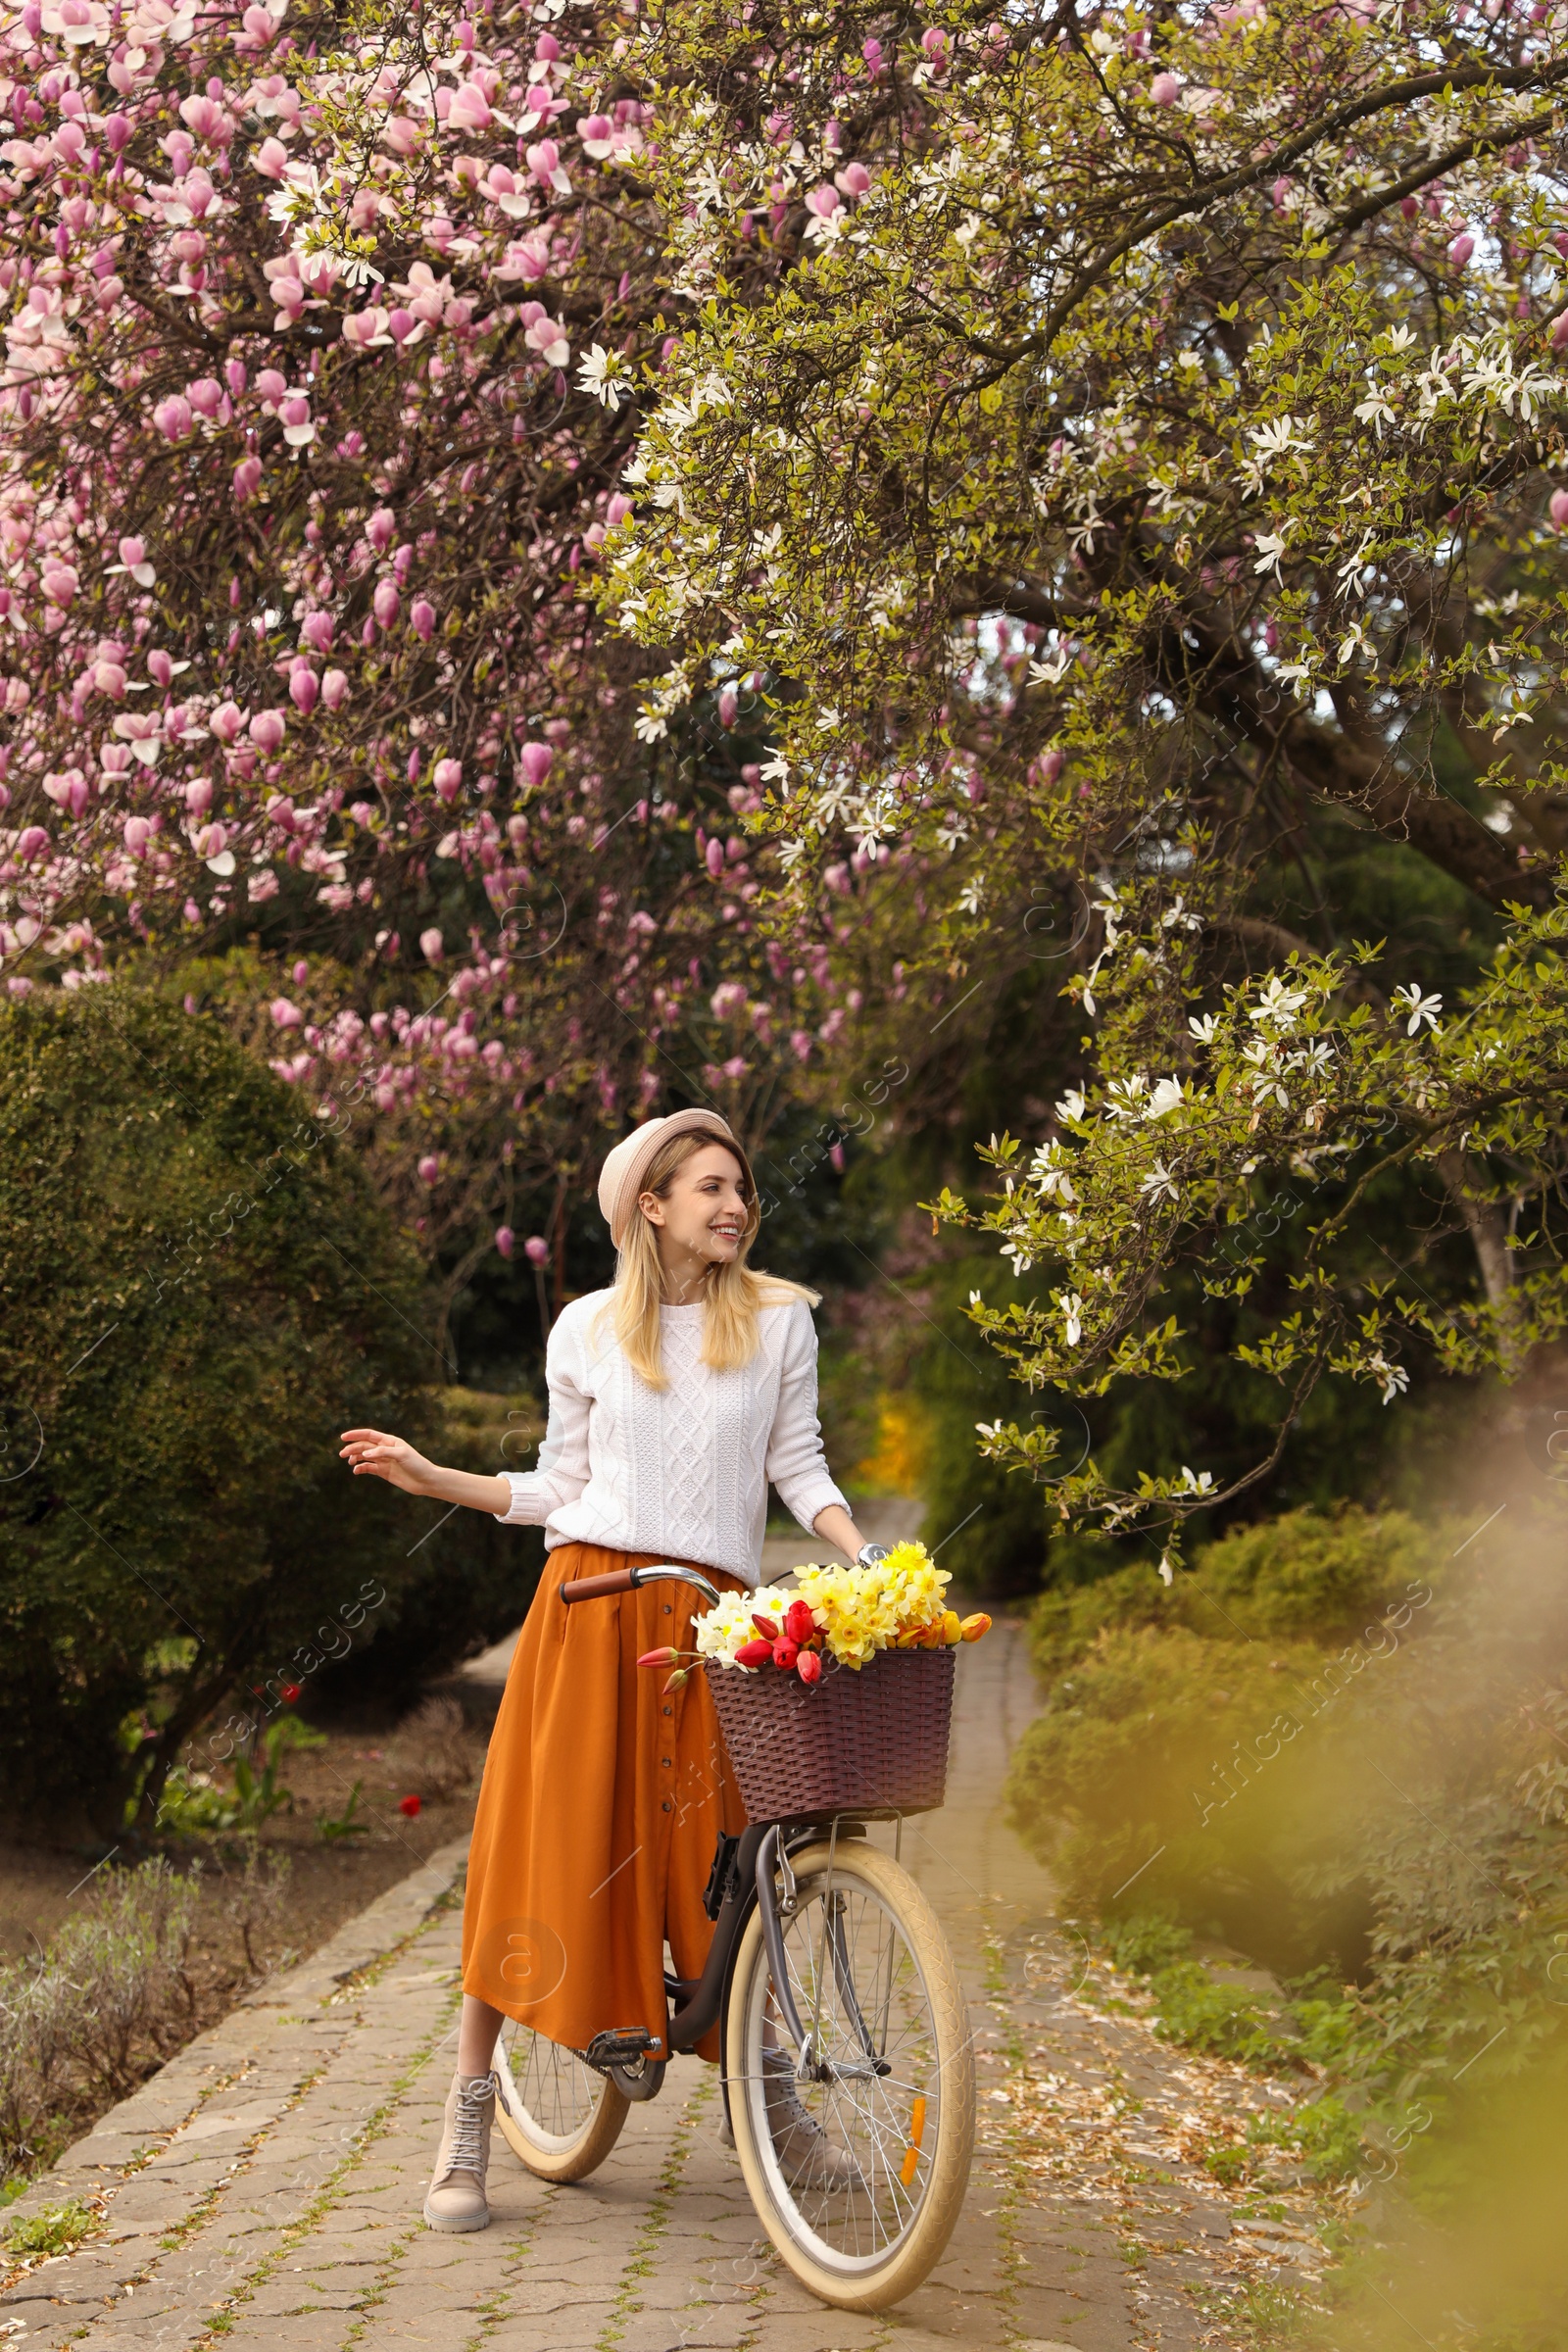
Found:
[559,1562,723,1610]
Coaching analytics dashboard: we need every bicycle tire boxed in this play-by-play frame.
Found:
[724,1838,974,2311]
[492,2021,629,2182]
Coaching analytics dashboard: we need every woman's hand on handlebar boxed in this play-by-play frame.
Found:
[340,1429,510,1516]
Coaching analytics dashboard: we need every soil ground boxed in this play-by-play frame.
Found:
[0,1718,485,1979]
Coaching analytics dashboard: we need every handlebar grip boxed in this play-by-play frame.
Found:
[560,1566,640,1605]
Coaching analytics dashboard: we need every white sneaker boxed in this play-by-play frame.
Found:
[423,2071,496,2231]
[760,2048,860,2191]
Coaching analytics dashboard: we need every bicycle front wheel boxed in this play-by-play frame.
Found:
[492,2020,628,2181]
[724,1838,974,2311]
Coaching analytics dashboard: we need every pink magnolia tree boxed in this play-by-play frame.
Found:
[0,0,827,1289]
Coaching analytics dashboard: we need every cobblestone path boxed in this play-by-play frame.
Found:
[2,1622,1247,2352]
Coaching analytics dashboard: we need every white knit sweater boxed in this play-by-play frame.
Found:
[495,1289,849,1587]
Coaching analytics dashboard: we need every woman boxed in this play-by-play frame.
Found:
[340,1108,874,2230]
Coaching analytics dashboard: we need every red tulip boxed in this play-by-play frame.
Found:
[784,1599,815,1645]
[638,1646,678,1669]
[280,1681,302,1701]
[797,1649,822,1684]
[399,1793,421,1817]
[772,1639,800,1670]
[751,1613,780,1641]
[734,1638,773,1670]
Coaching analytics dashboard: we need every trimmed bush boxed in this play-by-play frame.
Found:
[1027,1503,1443,1681]
[0,990,438,1830]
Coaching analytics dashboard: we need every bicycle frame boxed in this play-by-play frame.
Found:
[558,1561,858,2078]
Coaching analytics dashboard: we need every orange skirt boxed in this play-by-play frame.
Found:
[461,1540,749,2063]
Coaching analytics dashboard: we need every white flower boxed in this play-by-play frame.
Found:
[956,877,986,915]
[1393,984,1442,1036]
[1157,1552,1175,1587]
[1055,1291,1085,1348]
[1140,1160,1179,1203]
[760,750,790,787]
[1146,1075,1184,1120]
[1177,1465,1214,1494]
[1252,525,1296,579]
[1368,1352,1409,1404]
[968,1289,984,1307]
[1188,1012,1217,1043]
[576,343,627,412]
[1250,976,1307,1030]
[1055,1089,1089,1125]
[634,710,668,744]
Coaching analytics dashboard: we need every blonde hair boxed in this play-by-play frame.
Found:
[606,1124,816,1388]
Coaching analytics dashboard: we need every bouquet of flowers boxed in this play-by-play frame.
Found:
[639,1542,991,1690]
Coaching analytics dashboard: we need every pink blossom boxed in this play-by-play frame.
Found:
[835,162,870,197]
[1552,312,1568,352]
[42,563,79,607]
[367,510,396,553]
[705,836,725,877]
[1151,72,1181,103]
[717,685,738,728]
[321,668,349,711]
[253,135,289,177]
[270,997,302,1027]
[372,580,401,627]
[122,814,151,855]
[525,138,562,186]
[187,376,223,417]
[807,185,840,219]
[1550,490,1568,530]
[232,456,262,498]
[154,394,193,440]
[494,1224,515,1258]
[411,598,436,641]
[302,612,334,653]
[450,79,492,131]
[417,1153,441,1184]
[420,926,445,964]
[185,777,214,816]
[249,709,286,751]
[210,702,245,745]
[289,666,319,714]
[16,826,52,862]
[1449,231,1475,268]
[524,1235,550,1266]
[433,757,463,802]
[518,741,553,787]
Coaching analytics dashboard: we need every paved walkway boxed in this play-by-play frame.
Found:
[2,1615,1240,2352]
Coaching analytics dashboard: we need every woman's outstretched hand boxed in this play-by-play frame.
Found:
[340,1430,512,1517]
[340,1428,437,1495]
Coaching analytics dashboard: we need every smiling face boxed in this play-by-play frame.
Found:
[637,1141,751,1283]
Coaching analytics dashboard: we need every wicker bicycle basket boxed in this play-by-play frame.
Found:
[705,1645,956,1822]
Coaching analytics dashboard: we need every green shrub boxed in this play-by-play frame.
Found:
[1006,1623,1354,1965]
[0,990,440,1830]
[0,1859,198,2184]
[1028,1504,1443,1681]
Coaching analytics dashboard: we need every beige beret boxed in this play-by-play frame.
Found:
[597,1109,742,1250]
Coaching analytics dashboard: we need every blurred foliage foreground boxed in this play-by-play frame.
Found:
[1006,1501,1568,2347]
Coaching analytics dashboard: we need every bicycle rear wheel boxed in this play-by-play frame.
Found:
[724,1838,974,2311]
[492,2019,628,2181]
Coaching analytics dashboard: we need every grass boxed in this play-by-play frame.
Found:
[2,2197,99,2259]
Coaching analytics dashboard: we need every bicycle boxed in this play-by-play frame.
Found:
[488,1561,977,2312]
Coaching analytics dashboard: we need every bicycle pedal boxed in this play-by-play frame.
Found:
[585,2028,657,2071]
